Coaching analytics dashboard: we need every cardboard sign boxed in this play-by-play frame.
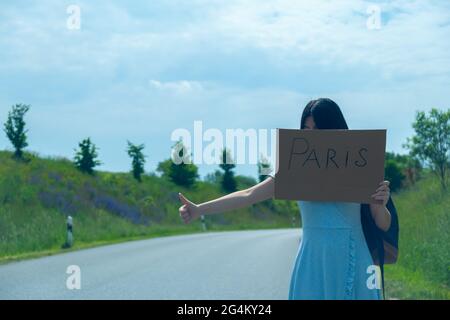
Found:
[274,129,386,204]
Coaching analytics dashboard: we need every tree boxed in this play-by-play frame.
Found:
[385,152,422,188]
[157,140,199,187]
[384,159,405,192]
[235,175,257,190]
[404,108,450,190]
[257,154,273,182]
[3,104,30,159]
[74,138,101,175]
[156,159,172,177]
[127,141,146,182]
[219,148,237,192]
[204,169,223,184]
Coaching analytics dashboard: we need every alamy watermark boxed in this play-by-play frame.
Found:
[66,265,81,290]
[366,4,382,30]
[170,121,276,174]
[66,4,81,30]
[366,264,382,290]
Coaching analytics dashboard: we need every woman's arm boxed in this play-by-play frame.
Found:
[179,176,275,224]
[369,180,392,232]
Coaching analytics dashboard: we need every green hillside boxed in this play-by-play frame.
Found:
[0,150,298,261]
[384,172,449,299]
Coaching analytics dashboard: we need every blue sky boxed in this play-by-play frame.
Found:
[1,0,449,179]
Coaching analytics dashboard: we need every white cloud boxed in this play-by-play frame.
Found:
[205,0,450,79]
[1,0,449,81]
[149,80,204,94]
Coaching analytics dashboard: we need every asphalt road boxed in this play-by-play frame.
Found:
[0,229,301,300]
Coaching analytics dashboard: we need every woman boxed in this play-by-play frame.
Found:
[178,98,392,300]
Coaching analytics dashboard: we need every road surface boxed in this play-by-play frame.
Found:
[0,229,301,299]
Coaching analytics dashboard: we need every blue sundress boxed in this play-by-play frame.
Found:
[288,200,381,300]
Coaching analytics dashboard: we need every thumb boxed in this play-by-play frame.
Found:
[178,193,190,206]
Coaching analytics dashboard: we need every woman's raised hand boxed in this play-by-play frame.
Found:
[178,193,200,224]
[370,180,390,207]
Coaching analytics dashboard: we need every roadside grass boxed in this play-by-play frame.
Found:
[385,265,449,300]
[384,172,449,300]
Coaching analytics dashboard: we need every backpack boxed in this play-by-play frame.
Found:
[361,196,399,299]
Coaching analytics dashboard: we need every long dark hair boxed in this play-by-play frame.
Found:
[300,98,349,130]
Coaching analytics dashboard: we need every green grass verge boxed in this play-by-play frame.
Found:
[384,172,449,300]
[385,265,450,300]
